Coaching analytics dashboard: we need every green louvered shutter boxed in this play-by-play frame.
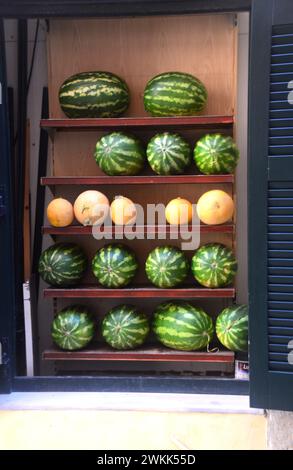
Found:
[250,0,293,411]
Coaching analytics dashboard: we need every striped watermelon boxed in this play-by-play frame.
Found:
[144,72,207,117]
[59,71,129,118]
[191,243,237,288]
[102,304,150,350]
[147,132,191,175]
[145,246,189,288]
[51,305,95,350]
[38,243,87,287]
[194,134,239,175]
[92,244,138,288]
[94,132,145,176]
[153,301,214,351]
[216,304,248,352]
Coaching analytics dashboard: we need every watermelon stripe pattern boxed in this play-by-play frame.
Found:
[102,305,150,350]
[94,132,145,176]
[51,305,95,350]
[145,246,189,288]
[92,244,138,288]
[216,305,248,352]
[144,72,207,117]
[38,243,87,287]
[59,72,130,118]
[147,132,191,175]
[153,302,214,351]
[194,134,239,175]
[191,243,237,288]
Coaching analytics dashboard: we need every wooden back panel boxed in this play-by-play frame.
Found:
[48,15,237,119]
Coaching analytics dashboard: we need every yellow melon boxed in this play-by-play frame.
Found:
[74,190,110,226]
[110,196,137,225]
[47,198,74,227]
[196,190,234,225]
[165,197,193,225]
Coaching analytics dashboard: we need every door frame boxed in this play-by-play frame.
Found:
[1,0,272,397]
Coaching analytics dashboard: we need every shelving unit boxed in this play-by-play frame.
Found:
[41,174,234,186]
[44,286,236,299]
[37,13,240,379]
[42,224,235,236]
[41,115,234,134]
[43,346,235,365]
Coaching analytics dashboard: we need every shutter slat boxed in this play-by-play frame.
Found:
[269,353,293,364]
[269,343,292,352]
[272,44,293,55]
[269,362,293,372]
[269,335,293,344]
[269,136,293,145]
[269,258,293,265]
[269,309,293,318]
[269,318,293,326]
[270,127,293,136]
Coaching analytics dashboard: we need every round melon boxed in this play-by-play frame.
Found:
[216,304,248,352]
[110,196,137,226]
[94,132,145,176]
[152,301,214,351]
[144,72,207,117]
[59,71,130,118]
[92,244,138,288]
[145,246,189,288]
[51,305,95,350]
[102,304,150,350]
[165,197,193,225]
[74,190,110,226]
[191,243,237,288]
[38,242,87,287]
[47,198,74,227]
[194,134,239,175]
[147,132,191,175]
[196,190,234,225]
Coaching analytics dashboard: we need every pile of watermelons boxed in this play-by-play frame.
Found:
[39,242,247,353]
[40,70,246,356]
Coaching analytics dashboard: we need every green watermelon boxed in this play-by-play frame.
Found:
[102,304,150,350]
[216,305,248,352]
[144,72,207,117]
[146,132,191,175]
[38,243,87,287]
[191,243,237,288]
[51,305,95,350]
[94,132,145,176]
[145,246,189,288]
[194,134,239,175]
[59,71,130,118]
[152,301,214,351]
[92,244,138,288]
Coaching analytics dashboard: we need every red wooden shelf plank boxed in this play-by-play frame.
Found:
[41,115,234,132]
[43,286,236,299]
[41,174,234,185]
[42,224,234,235]
[42,345,235,363]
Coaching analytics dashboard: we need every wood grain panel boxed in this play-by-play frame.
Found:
[48,15,236,118]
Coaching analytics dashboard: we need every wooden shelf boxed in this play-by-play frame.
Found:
[41,115,234,133]
[43,285,236,299]
[42,345,235,364]
[42,224,235,236]
[41,174,234,186]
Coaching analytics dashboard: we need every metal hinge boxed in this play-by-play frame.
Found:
[0,338,9,366]
[0,186,6,217]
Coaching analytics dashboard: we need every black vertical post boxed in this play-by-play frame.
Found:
[0,19,16,393]
[15,20,28,374]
